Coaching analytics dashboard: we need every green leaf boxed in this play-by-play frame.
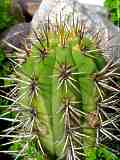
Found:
[97,147,118,160]
[104,0,120,26]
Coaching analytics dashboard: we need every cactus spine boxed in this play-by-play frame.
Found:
[0,18,120,160]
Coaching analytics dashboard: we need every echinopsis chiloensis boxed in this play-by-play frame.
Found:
[0,17,120,160]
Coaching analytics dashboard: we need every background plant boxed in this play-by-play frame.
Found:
[104,0,120,27]
[0,0,17,33]
[0,47,14,159]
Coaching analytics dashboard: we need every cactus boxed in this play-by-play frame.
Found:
[0,18,120,160]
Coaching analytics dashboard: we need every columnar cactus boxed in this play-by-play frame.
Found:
[0,18,120,160]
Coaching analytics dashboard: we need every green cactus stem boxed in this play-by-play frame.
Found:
[0,19,120,160]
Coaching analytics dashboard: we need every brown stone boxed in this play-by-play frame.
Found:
[11,0,42,22]
[24,2,40,16]
[0,23,31,63]
[19,0,42,22]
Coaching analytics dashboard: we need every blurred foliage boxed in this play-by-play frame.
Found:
[97,147,119,160]
[0,47,13,122]
[86,147,119,160]
[10,142,44,160]
[0,0,16,32]
[0,47,14,159]
[0,48,13,78]
[104,0,120,27]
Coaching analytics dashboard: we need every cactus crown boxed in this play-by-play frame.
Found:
[0,16,120,160]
